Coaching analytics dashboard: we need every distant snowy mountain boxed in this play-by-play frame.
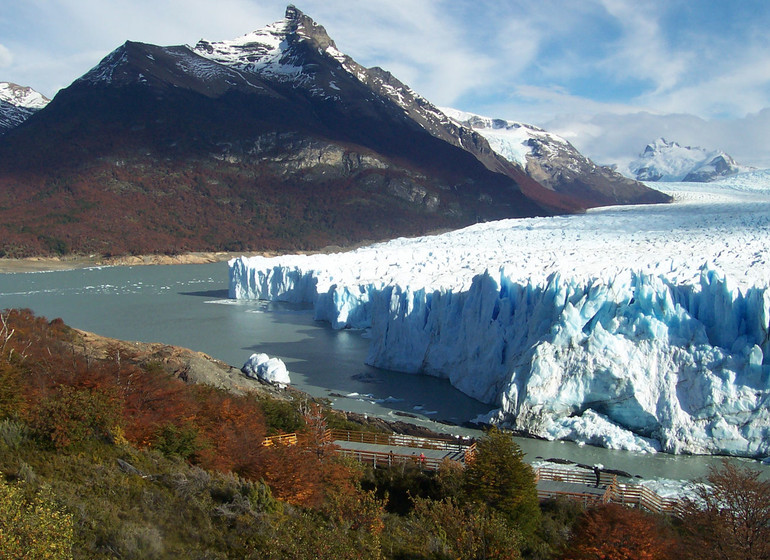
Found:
[230,170,770,457]
[0,82,49,134]
[625,138,749,182]
[442,108,664,206]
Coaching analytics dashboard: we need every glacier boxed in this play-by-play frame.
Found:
[229,174,770,457]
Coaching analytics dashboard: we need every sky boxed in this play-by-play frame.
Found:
[1,0,769,168]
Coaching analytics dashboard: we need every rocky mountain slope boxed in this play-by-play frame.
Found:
[0,6,665,258]
[0,82,49,134]
[442,108,667,206]
[625,138,749,182]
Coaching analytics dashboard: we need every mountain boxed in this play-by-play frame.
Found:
[442,108,667,206]
[0,82,49,134]
[0,6,665,258]
[625,138,749,182]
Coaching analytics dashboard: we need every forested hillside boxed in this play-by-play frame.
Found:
[1,309,767,559]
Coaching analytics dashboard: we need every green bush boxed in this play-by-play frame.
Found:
[362,460,442,515]
[0,418,30,450]
[385,497,521,560]
[529,497,585,560]
[152,423,205,460]
[258,396,305,435]
[0,481,74,560]
[32,385,123,449]
[208,472,279,515]
[0,362,24,419]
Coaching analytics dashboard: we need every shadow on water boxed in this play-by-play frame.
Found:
[178,289,230,298]
[241,320,492,425]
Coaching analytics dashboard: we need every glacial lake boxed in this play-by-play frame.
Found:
[1,261,767,484]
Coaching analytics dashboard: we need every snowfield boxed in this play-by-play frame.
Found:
[229,172,770,457]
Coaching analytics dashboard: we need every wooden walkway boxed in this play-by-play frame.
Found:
[327,429,475,471]
[535,465,683,516]
[262,430,682,516]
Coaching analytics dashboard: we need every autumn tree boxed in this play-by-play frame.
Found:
[679,460,770,560]
[561,502,676,560]
[463,427,541,542]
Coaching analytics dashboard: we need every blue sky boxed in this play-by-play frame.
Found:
[2,0,769,167]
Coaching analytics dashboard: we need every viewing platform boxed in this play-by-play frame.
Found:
[535,465,684,516]
[325,428,476,471]
[262,429,684,516]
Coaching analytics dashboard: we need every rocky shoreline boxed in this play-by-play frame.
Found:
[0,241,374,274]
[0,252,252,274]
[72,328,475,444]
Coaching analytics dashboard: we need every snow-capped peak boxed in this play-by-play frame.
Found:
[193,5,336,80]
[440,107,665,206]
[440,107,569,167]
[0,82,49,110]
[0,82,49,135]
[626,137,749,182]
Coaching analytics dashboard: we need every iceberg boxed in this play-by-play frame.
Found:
[241,353,290,387]
[229,175,770,456]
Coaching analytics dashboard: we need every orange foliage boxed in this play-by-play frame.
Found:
[2,309,364,512]
[255,441,365,510]
[115,365,198,446]
[193,388,266,473]
[252,406,360,509]
[679,461,770,560]
[561,503,677,560]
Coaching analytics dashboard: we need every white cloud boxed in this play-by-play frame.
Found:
[597,0,691,96]
[302,0,499,105]
[0,44,12,67]
[543,110,770,170]
[638,47,770,117]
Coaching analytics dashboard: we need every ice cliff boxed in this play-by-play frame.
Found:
[229,176,770,457]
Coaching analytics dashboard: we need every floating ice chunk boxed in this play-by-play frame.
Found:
[241,352,290,387]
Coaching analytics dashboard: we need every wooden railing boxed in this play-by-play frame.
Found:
[535,466,683,516]
[535,465,618,487]
[535,466,616,504]
[610,483,683,516]
[324,429,475,471]
[325,429,471,453]
[261,433,299,447]
[334,447,445,471]
[538,486,614,505]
